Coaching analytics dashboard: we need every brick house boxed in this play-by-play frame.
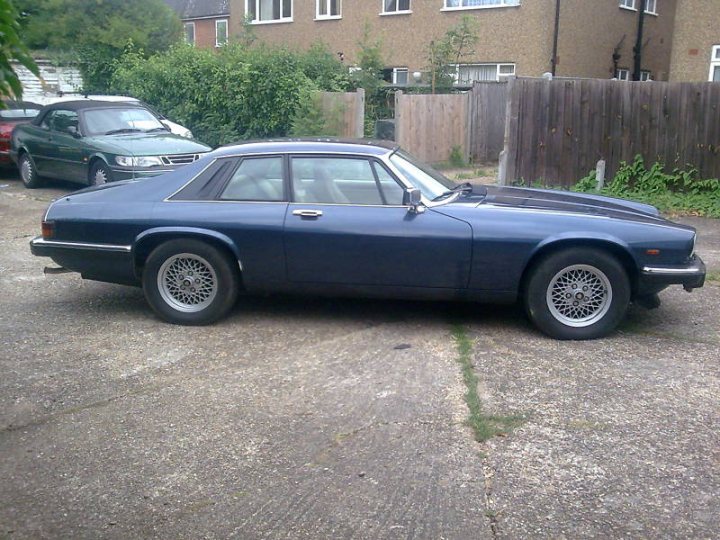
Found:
[669,0,720,81]
[165,0,230,48]
[226,0,675,82]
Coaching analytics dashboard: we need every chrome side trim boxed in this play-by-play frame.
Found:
[642,265,703,275]
[31,237,131,253]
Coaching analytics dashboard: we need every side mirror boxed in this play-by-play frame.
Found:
[403,188,425,214]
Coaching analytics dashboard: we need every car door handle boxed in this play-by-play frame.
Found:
[292,209,323,218]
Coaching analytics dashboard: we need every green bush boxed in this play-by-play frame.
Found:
[573,155,720,218]
[110,42,351,147]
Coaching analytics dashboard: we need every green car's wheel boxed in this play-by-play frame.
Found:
[89,161,113,186]
[19,152,42,189]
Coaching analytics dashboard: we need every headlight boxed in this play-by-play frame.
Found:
[115,156,164,168]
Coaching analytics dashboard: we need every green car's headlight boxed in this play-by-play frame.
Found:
[115,156,164,168]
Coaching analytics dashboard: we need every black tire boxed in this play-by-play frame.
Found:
[524,248,630,340]
[18,152,42,189]
[89,160,113,186]
[142,239,239,325]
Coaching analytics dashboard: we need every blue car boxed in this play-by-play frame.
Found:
[30,140,705,339]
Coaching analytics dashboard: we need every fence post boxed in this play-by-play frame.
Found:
[355,88,365,139]
[497,77,517,185]
[394,90,403,147]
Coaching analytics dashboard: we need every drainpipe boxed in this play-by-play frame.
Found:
[632,0,647,81]
[551,0,561,76]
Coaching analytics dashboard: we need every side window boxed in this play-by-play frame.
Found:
[219,156,285,201]
[373,162,405,205]
[40,111,55,130]
[292,157,399,205]
[51,110,80,135]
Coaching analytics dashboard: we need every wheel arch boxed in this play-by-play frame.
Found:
[133,228,243,285]
[519,235,640,300]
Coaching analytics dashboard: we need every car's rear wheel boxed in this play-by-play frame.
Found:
[142,239,239,325]
[525,248,630,340]
[19,152,42,189]
[89,160,112,186]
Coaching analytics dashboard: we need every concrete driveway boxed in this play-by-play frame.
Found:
[1,175,718,539]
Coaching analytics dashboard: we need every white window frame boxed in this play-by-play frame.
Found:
[640,70,651,81]
[183,22,195,45]
[392,67,409,85]
[316,0,341,19]
[245,0,293,25]
[710,45,720,82]
[380,0,412,15]
[442,0,520,12]
[615,68,630,80]
[215,19,228,47]
[619,0,657,15]
[452,63,515,85]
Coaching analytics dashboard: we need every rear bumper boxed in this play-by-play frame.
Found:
[639,255,706,292]
[30,236,138,286]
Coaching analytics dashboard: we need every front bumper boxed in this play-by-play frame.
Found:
[110,167,175,181]
[639,255,706,292]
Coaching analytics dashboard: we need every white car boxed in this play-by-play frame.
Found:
[23,93,194,139]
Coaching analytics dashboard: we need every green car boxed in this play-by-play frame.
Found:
[10,100,211,188]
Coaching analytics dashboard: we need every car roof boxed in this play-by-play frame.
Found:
[214,138,398,157]
[31,100,147,126]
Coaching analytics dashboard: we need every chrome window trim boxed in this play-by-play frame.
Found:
[31,237,131,253]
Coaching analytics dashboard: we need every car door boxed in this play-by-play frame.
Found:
[44,109,86,181]
[26,111,56,176]
[284,155,473,289]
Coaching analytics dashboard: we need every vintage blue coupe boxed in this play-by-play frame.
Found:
[30,140,705,339]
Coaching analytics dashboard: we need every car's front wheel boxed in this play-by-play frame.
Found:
[89,161,113,186]
[142,239,239,325]
[19,152,42,189]
[525,248,630,340]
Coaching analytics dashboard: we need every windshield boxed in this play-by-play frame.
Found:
[83,107,166,136]
[389,151,456,200]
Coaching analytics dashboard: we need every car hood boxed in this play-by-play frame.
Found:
[465,185,664,221]
[86,133,211,156]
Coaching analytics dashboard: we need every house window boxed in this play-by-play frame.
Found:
[246,0,292,23]
[381,0,411,14]
[215,19,228,47]
[640,70,651,81]
[317,0,341,18]
[615,68,629,80]
[443,0,520,10]
[453,63,515,85]
[393,68,409,85]
[619,0,657,15]
[184,22,195,45]
[710,45,720,82]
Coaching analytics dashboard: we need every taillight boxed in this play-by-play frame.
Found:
[41,221,54,239]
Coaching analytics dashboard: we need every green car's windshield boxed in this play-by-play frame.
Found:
[83,107,166,136]
[389,151,457,201]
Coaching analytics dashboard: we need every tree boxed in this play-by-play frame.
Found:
[426,16,479,93]
[16,0,181,91]
[0,0,39,101]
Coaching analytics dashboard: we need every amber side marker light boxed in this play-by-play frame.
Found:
[41,221,55,240]
[646,249,661,256]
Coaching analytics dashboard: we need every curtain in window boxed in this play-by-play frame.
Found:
[458,65,497,84]
[447,0,514,7]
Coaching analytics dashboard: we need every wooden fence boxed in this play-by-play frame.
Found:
[501,78,720,187]
[319,88,365,138]
[468,82,508,163]
[394,91,469,164]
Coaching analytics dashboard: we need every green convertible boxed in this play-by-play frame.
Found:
[10,101,211,188]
